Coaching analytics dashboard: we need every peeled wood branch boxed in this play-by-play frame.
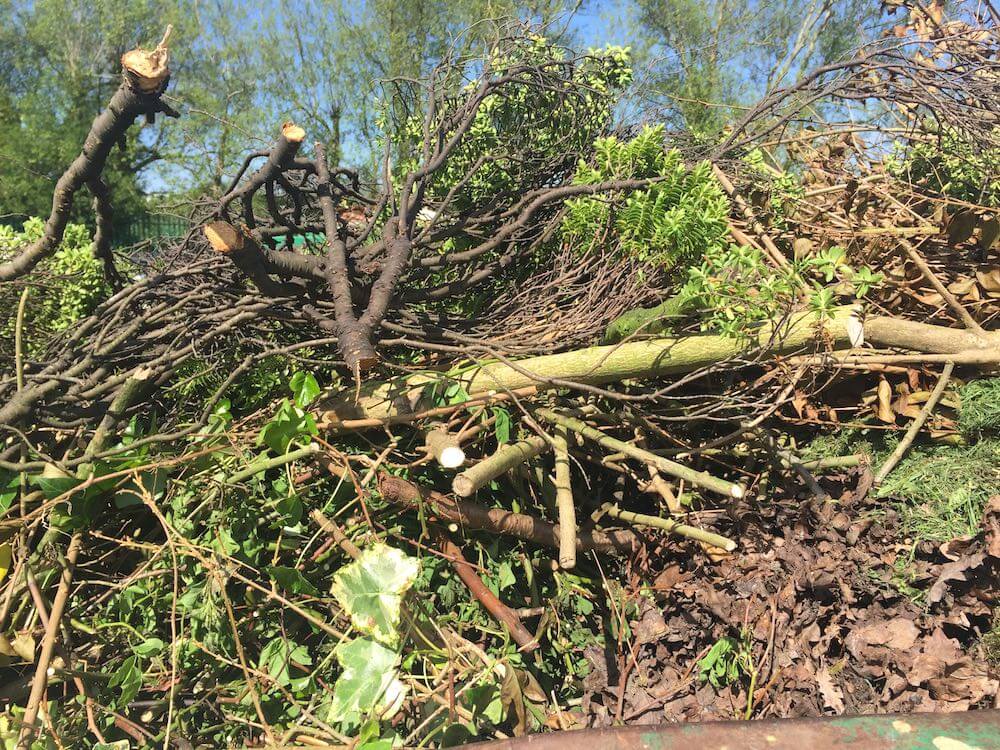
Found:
[322,306,864,426]
[0,29,178,282]
[379,474,641,556]
[452,435,550,497]
[601,503,737,552]
[553,425,576,569]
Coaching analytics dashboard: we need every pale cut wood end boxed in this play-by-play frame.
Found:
[204,221,244,254]
[121,26,173,93]
[281,122,306,143]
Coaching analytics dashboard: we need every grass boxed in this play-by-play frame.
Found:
[958,377,1000,437]
[875,440,1000,543]
[984,611,1000,666]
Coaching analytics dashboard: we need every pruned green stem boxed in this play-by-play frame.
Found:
[452,435,549,497]
[601,504,736,551]
[224,443,321,485]
[553,425,576,569]
[535,408,744,499]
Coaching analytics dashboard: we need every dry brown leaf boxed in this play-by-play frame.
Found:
[928,553,986,604]
[909,629,963,686]
[947,277,978,296]
[947,209,977,244]
[876,378,896,423]
[980,216,999,249]
[846,617,919,657]
[976,268,1000,293]
[816,666,846,713]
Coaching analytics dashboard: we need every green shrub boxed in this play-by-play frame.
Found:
[888,127,1000,207]
[1,217,106,350]
[561,124,730,268]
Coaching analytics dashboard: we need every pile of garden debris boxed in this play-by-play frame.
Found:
[583,476,1000,726]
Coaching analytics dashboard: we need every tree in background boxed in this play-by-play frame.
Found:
[631,0,879,133]
[0,0,197,224]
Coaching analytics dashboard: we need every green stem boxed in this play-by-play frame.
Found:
[601,503,737,552]
[223,443,320,485]
[452,435,549,497]
[535,408,744,499]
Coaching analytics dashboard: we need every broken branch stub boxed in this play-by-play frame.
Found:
[0,28,178,283]
[453,435,550,497]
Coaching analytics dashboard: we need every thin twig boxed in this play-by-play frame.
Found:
[19,532,83,747]
[874,361,955,485]
[899,239,985,335]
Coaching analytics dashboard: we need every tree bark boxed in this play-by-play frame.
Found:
[0,30,177,282]
[321,305,864,426]
[379,474,641,555]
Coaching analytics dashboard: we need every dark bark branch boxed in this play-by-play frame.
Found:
[0,32,177,282]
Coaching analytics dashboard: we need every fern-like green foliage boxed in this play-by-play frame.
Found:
[1,217,106,353]
[561,124,730,268]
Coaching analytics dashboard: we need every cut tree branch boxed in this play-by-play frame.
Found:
[0,28,177,282]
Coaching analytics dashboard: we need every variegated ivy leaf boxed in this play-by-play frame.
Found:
[328,637,406,725]
[330,544,419,646]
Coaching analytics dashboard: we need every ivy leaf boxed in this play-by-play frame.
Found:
[289,371,321,408]
[259,638,311,688]
[266,565,320,596]
[330,544,420,647]
[328,637,403,725]
[109,655,142,706]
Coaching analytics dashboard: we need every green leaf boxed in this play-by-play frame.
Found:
[266,565,320,596]
[492,407,511,445]
[133,638,164,657]
[328,637,403,724]
[259,399,318,454]
[109,655,142,706]
[289,371,321,408]
[259,638,311,688]
[331,544,420,647]
[29,474,83,499]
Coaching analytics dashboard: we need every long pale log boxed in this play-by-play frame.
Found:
[321,306,865,427]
